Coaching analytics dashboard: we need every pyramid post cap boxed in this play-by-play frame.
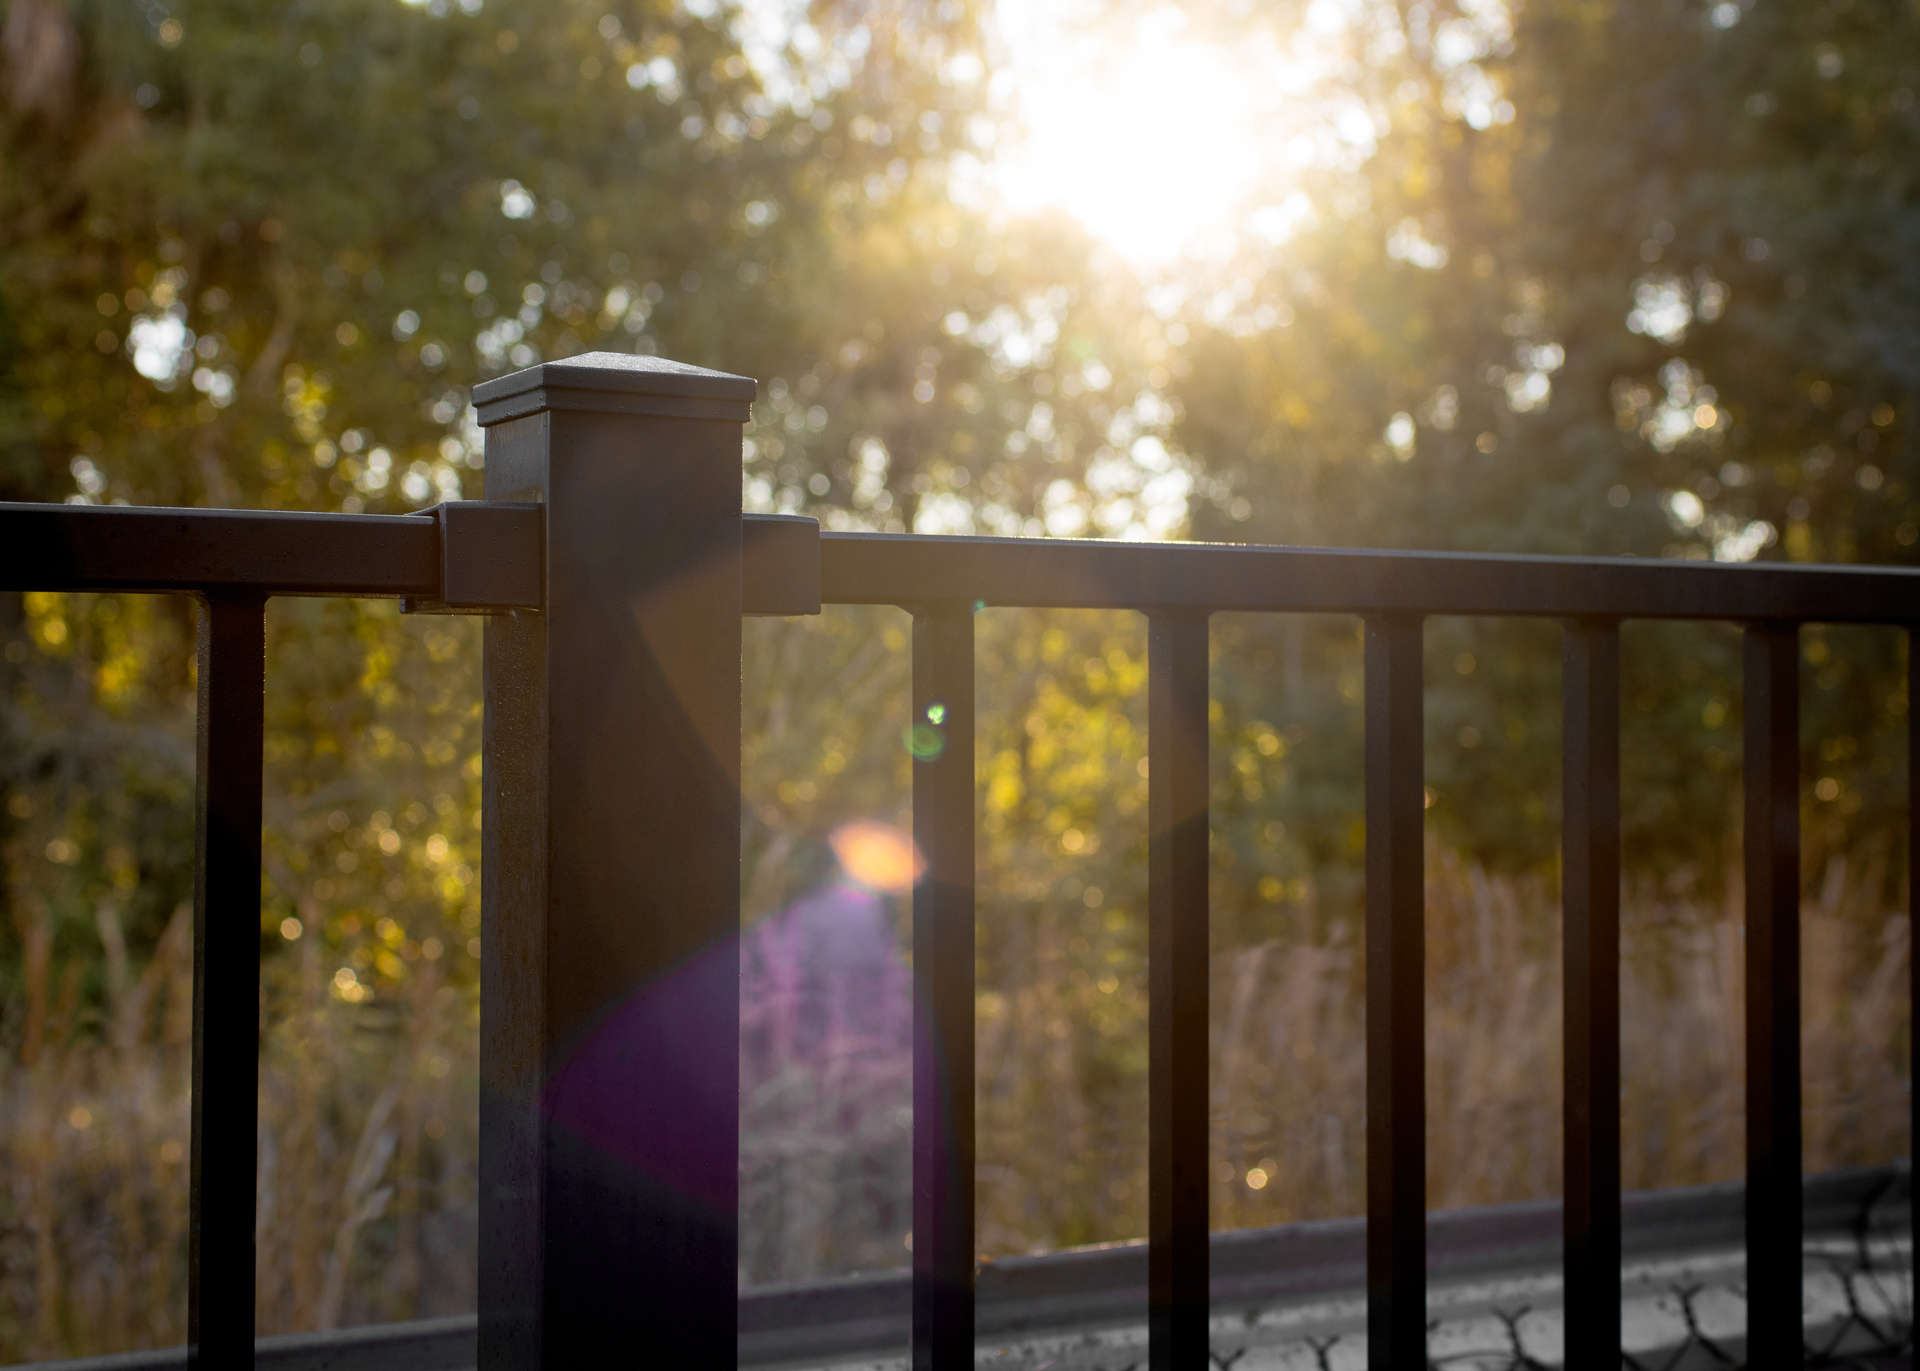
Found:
[472,352,757,426]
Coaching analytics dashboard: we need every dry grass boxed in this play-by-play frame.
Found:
[741,846,1911,1278]
[0,903,479,1363]
[1209,847,1910,1235]
[3,848,1909,1353]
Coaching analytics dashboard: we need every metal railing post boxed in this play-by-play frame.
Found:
[1561,619,1622,1369]
[1910,628,1919,1246]
[1146,609,1210,1371]
[910,604,977,1370]
[1363,614,1426,1371]
[473,353,756,1367]
[1743,622,1803,1365]
[188,593,266,1370]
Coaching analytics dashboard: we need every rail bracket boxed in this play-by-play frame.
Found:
[744,513,821,616]
[403,501,544,615]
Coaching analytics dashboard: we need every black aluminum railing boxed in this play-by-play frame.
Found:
[9,349,1918,1370]
[0,500,541,1369]
[766,517,1920,1371]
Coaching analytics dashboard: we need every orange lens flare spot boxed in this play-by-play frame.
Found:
[829,820,924,895]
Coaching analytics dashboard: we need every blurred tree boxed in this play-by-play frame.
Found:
[1161,0,1919,882]
[0,0,1022,987]
[0,0,1161,524]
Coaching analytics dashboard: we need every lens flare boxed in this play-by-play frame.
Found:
[829,820,925,895]
[904,722,945,760]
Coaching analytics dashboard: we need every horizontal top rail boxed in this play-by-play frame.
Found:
[0,501,541,607]
[791,526,1920,623]
[9,500,1912,623]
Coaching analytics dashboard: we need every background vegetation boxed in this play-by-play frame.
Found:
[0,0,1916,1356]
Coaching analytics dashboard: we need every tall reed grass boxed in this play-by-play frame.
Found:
[5,836,1912,1356]
[735,845,1911,1282]
[0,902,479,1363]
[1210,846,1910,1233]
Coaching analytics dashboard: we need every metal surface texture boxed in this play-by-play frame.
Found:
[1145,612,1210,1370]
[476,353,752,1367]
[910,607,977,1370]
[1363,616,1427,1371]
[188,596,266,1369]
[477,544,548,1371]
[1744,623,1805,1363]
[799,525,1920,621]
[1560,620,1623,1370]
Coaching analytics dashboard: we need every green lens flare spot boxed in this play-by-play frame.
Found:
[904,723,945,760]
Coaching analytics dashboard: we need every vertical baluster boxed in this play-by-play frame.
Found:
[1364,615,1426,1371]
[189,593,266,1370]
[912,604,976,1371]
[1910,629,1918,1246]
[1562,621,1622,1369]
[1148,611,1210,1370]
[1744,623,1802,1366]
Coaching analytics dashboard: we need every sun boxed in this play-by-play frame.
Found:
[992,7,1320,263]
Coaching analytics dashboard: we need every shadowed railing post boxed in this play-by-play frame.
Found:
[188,593,265,1370]
[1147,610,1210,1370]
[473,353,755,1368]
[1364,614,1425,1371]
[1743,622,1802,1366]
[911,604,977,1370]
[1561,620,1621,1370]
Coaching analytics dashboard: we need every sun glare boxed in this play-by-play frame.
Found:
[994,8,1324,262]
